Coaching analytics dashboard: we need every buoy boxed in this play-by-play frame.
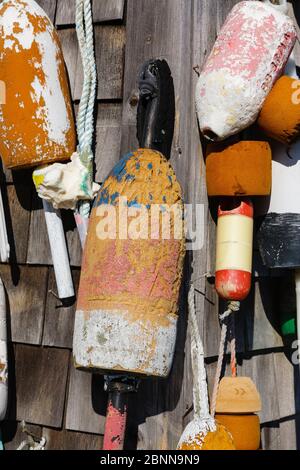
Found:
[177,286,235,451]
[73,148,185,377]
[258,75,300,145]
[196,0,296,141]
[0,278,7,451]
[0,0,75,168]
[73,59,184,451]
[215,377,262,451]
[206,141,272,196]
[215,199,254,301]
[0,0,76,301]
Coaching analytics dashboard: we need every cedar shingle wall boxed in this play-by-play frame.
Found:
[1,0,300,450]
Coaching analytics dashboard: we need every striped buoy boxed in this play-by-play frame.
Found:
[215,200,254,301]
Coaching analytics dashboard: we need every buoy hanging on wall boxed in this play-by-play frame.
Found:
[215,377,262,451]
[196,0,296,141]
[215,199,254,301]
[0,0,76,169]
[206,141,272,196]
[258,75,300,145]
[73,148,185,378]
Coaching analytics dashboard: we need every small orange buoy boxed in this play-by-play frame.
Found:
[258,75,300,145]
[215,377,262,451]
[215,199,254,301]
[206,141,272,196]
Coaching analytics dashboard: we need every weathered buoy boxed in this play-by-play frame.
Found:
[177,421,236,451]
[73,148,185,377]
[0,0,76,301]
[206,141,272,196]
[0,277,7,452]
[215,377,262,451]
[215,199,254,301]
[0,0,75,169]
[196,0,296,141]
[258,75,300,145]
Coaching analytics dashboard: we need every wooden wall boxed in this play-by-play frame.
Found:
[1,0,300,450]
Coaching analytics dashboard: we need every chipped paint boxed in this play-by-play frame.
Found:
[196,1,296,141]
[0,0,76,169]
[177,419,235,450]
[73,149,185,378]
[103,402,127,451]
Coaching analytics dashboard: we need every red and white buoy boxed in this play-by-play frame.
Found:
[216,200,254,301]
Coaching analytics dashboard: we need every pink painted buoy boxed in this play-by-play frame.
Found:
[196,0,296,141]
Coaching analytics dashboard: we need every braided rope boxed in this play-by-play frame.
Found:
[188,285,210,420]
[210,301,240,417]
[76,0,97,218]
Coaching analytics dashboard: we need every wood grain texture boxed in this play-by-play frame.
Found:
[74,25,126,100]
[65,360,106,435]
[36,0,57,23]
[27,190,53,265]
[58,28,79,98]
[13,345,69,428]
[0,265,48,345]
[43,427,103,450]
[95,103,123,183]
[43,268,80,348]
[56,0,125,26]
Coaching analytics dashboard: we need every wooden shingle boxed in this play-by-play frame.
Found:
[56,0,125,26]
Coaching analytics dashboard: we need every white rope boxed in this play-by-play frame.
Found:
[17,422,46,451]
[75,0,97,218]
[188,285,210,420]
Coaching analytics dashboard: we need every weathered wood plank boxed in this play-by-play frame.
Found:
[5,184,32,264]
[95,103,123,182]
[57,28,79,99]
[56,0,125,26]
[27,190,52,265]
[43,268,80,348]
[36,0,57,23]
[65,361,106,435]
[74,25,126,101]
[13,345,70,428]
[0,265,48,345]
[43,427,103,450]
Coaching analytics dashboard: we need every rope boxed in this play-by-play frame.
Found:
[210,301,240,417]
[188,285,210,420]
[17,421,46,451]
[75,0,97,219]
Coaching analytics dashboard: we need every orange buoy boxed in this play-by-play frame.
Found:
[177,422,236,451]
[206,141,272,197]
[258,75,300,145]
[0,0,76,169]
[215,377,262,450]
[215,199,254,301]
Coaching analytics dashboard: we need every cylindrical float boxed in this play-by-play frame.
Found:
[258,75,300,145]
[196,1,296,141]
[0,0,75,169]
[73,148,185,378]
[215,377,262,451]
[206,141,272,196]
[215,199,254,301]
[0,0,76,301]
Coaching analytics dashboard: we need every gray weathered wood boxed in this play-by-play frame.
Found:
[58,28,79,99]
[0,265,48,345]
[65,360,106,435]
[43,427,103,450]
[13,345,70,428]
[1,422,43,451]
[36,0,57,23]
[74,25,126,101]
[95,103,123,182]
[56,0,125,26]
[27,191,53,265]
[43,268,80,348]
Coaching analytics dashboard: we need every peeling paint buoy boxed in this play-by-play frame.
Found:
[196,0,296,141]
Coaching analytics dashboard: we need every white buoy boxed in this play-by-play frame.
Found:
[0,189,9,263]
